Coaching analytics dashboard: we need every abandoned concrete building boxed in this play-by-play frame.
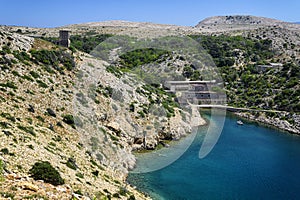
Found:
[166,80,226,105]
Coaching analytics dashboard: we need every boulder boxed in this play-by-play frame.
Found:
[19,182,39,192]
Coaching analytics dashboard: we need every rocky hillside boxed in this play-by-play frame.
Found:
[197,15,285,26]
[195,15,300,32]
[0,28,201,199]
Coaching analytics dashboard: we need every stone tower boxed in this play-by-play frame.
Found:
[59,30,70,47]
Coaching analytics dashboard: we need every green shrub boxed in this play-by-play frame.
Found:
[0,96,5,102]
[0,121,9,128]
[137,110,145,118]
[109,134,119,141]
[30,49,75,71]
[66,157,78,170]
[189,34,274,67]
[106,65,122,78]
[21,75,34,82]
[29,71,40,79]
[29,161,64,185]
[0,159,4,182]
[56,121,64,127]
[92,170,99,177]
[36,115,45,122]
[112,193,120,198]
[74,189,83,195]
[75,172,84,178]
[119,48,170,69]
[0,81,18,89]
[12,70,21,77]
[0,192,15,199]
[103,189,110,194]
[119,187,127,196]
[69,34,113,53]
[0,148,9,155]
[128,194,136,200]
[13,51,30,62]
[0,112,16,122]
[36,79,48,88]
[17,125,35,136]
[0,45,11,54]
[129,103,135,112]
[27,144,34,150]
[62,114,74,125]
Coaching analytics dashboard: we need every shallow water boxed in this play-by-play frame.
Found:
[127,113,300,200]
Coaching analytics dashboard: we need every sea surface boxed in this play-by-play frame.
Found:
[127,113,300,200]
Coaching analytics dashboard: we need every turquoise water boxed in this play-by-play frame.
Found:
[127,114,300,200]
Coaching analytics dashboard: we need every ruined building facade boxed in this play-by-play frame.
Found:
[59,30,70,47]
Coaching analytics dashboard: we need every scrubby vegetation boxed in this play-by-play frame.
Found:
[0,159,4,182]
[17,125,36,136]
[29,161,64,186]
[66,157,78,170]
[62,114,75,125]
[221,63,300,112]
[30,49,75,71]
[119,48,170,69]
[136,83,179,118]
[70,34,113,53]
[0,81,18,90]
[189,34,299,113]
[190,34,275,67]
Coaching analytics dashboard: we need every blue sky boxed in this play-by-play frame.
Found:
[1,0,299,27]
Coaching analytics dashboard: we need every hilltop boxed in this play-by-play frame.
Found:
[197,15,285,26]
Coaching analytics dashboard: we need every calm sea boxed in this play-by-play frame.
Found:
[127,113,300,200]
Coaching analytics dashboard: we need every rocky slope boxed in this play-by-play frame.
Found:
[195,15,300,59]
[0,23,202,199]
[196,15,300,32]
[0,32,144,199]
[197,15,285,26]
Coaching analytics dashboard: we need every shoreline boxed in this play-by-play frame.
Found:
[233,111,300,135]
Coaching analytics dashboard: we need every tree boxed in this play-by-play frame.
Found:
[182,66,193,78]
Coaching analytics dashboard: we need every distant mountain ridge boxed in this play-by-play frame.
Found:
[196,15,286,27]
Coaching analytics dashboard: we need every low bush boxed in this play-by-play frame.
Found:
[128,194,136,200]
[62,114,74,125]
[0,112,16,122]
[30,49,75,71]
[0,81,18,89]
[66,157,78,170]
[0,159,4,182]
[0,148,9,155]
[29,71,40,79]
[17,125,35,136]
[29,161,64,186]
[46,108,56,117]
[36,79,48,88]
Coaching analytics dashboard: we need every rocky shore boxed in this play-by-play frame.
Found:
[235,112,300,135]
